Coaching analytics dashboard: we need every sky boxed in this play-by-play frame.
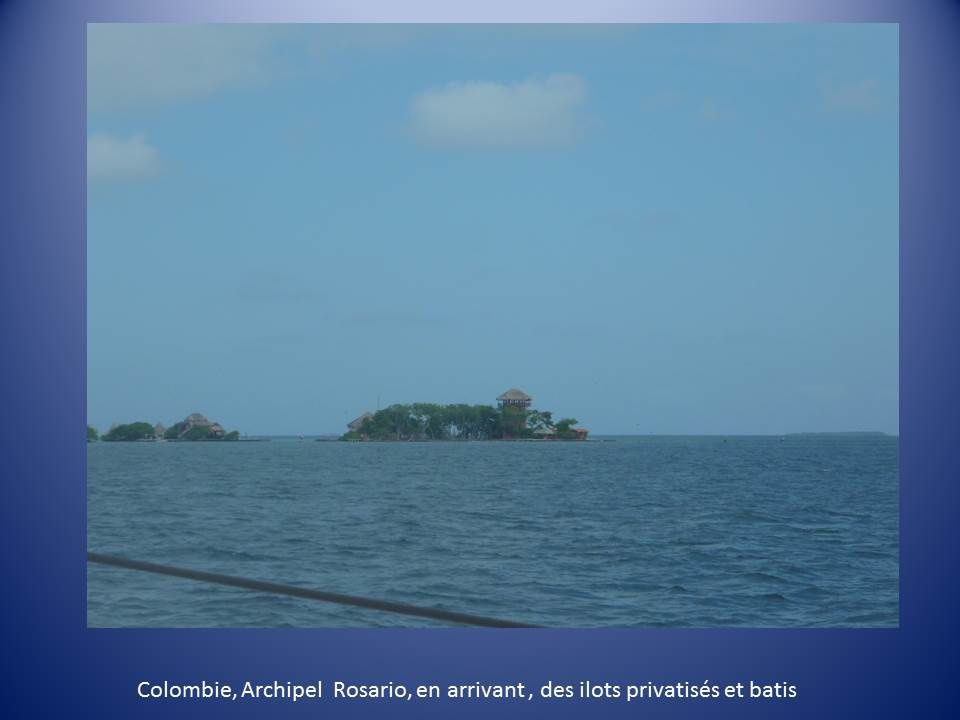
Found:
[87,24,899,436]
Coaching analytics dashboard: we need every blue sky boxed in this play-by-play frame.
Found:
[87,24,898,435]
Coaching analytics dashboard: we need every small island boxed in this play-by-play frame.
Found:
[97,413,240,442]
[340,388,588,442]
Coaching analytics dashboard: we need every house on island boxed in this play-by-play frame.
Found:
[183,414,225,437]
[532,425,590,440]
[339,391,589,441]
[497,388,532,410]
[163,412,228,440]
[185,413,210,428]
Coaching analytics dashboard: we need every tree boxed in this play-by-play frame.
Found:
[102,422,155,442]
[500,405,529,439]
[476,405,502,440]
[182,425,214,441]
[86,425,98,442]
[165,422,187,440]
[337,403,581,441]
[527,410,554,432]
[553,417,578,439]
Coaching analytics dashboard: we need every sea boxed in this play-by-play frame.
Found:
[87,434,898,627]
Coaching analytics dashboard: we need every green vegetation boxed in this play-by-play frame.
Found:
[182,425,215,441]
[102,422,155,442]
[499,405,527,438]
[340,404,585,442]
[175,425,240,441]
[553,417,579,439]
[527,410,554,432]
[162,416,239,441]
[86,425,98,442]
[102,413,240,442]
[342,403,500,441]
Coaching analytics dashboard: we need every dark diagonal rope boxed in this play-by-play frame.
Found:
[87,552,540,628]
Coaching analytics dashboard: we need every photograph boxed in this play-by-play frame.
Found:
[86,22,898,628]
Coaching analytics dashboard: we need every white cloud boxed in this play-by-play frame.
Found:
[87,133,160,181]
[87,24,287,111]
[409,74,588,148]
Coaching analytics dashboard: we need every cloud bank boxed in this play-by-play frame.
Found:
[87,133,160,181]
[409,74,587,148]
[87,24,286,111]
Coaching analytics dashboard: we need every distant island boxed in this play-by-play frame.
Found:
[91,413,240,442]
[341,388,588,442]
[786,431,892,437]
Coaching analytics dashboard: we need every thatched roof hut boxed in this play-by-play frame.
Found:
[497,388,532,409]
[184,413,210,427]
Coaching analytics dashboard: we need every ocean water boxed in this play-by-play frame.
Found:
[87,435,898,627]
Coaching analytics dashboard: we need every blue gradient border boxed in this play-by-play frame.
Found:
[2,0,957,716]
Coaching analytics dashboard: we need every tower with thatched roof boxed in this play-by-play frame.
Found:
[497,388,532,409]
